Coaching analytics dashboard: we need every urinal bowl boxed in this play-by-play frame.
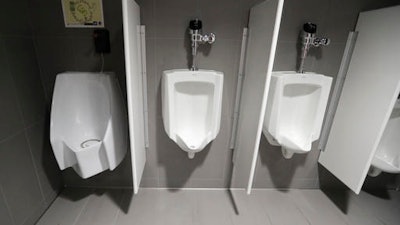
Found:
[368,99,400,177]
[263,71,332,159]
[162,69,223,159]
[50,72,128,178]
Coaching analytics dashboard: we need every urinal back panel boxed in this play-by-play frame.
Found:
[280,83,322,146]
[52,74,110,148]
[174,81,214,139]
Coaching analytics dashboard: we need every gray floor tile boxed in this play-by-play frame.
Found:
[350,190,400,225]
[321,190,384,225]
[38,188,400,225]
[194,190,234,225]
[255,189,311,225]
[0,133,43,225]
[75,189,124,225]
[288,190,347,225]
[116,189,195,225]
[230,190,272,225]
[36,188,93,225]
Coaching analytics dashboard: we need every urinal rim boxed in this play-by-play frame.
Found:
[161,69,224,153]
[264,71,332,153]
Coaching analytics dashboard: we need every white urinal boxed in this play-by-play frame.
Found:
[50,72,128,178]
[263,71,332,159]
[368,98,400,177]
[162,69,223,159]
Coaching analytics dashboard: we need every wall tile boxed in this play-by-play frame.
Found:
[154,0,198,39]
[0,0,31,36]
[136,0,156,38]
[273,41,315,72]
[26,120,62,204]
[278,0,330,42]
[0,39,24,141]
[4,37,46,125]
[199,0,244,40]
[34,37,76,96]
[145,38,157,116]
[0,188,14,225]
[320,0,360,43]
[0,133,43,225]
[29,0,92,37]
[314,42,346,78]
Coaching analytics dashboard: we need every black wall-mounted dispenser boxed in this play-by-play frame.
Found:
[93,29,111,54]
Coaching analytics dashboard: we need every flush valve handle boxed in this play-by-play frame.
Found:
[202,33,216,44]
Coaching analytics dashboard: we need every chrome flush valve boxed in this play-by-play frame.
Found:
[298,23,330,73]
[189,19,216,71]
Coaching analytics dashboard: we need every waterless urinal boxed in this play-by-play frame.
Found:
[368,98,400,177]
[162,69,223,159]
[263,71,332,159]
[50,72,128,178]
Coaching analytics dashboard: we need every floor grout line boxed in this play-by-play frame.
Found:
[111,189,129,225]
[71,188,93,225]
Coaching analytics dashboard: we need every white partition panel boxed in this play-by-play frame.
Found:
[319,6,400,194]
[231,0,284,193]
[122,0,146,194]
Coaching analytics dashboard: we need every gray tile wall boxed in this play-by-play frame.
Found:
[254,0,400,189]
[0,1,63,224]
[31,0,400,190]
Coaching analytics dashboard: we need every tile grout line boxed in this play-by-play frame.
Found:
[20,199,46,225]
[24,128,46,202]
[0,129,24,144]
[0,118,45,144]
[349,192,388,225]
[2,38,28,129]
[111,189,130,225]
[286,190,310,224]
[0,184,16,225]
[72,189,94,225]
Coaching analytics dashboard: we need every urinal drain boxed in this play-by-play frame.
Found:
[80,139,101,148]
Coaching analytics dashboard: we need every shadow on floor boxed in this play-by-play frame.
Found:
[318,163,399,214]
[60,187,133,213]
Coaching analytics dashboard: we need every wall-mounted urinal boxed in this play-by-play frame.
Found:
[263,71,332,159]
[368,98,400,177]
[50,72,128,178]
[162,69,223,159]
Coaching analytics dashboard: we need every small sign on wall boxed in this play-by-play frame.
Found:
[61,0,104,28]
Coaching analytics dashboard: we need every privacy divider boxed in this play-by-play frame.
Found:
[230,0,284,193]
[122,0,147,194]
[319,6,400,194]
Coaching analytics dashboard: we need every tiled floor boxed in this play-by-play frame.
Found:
[36,188,400,225]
